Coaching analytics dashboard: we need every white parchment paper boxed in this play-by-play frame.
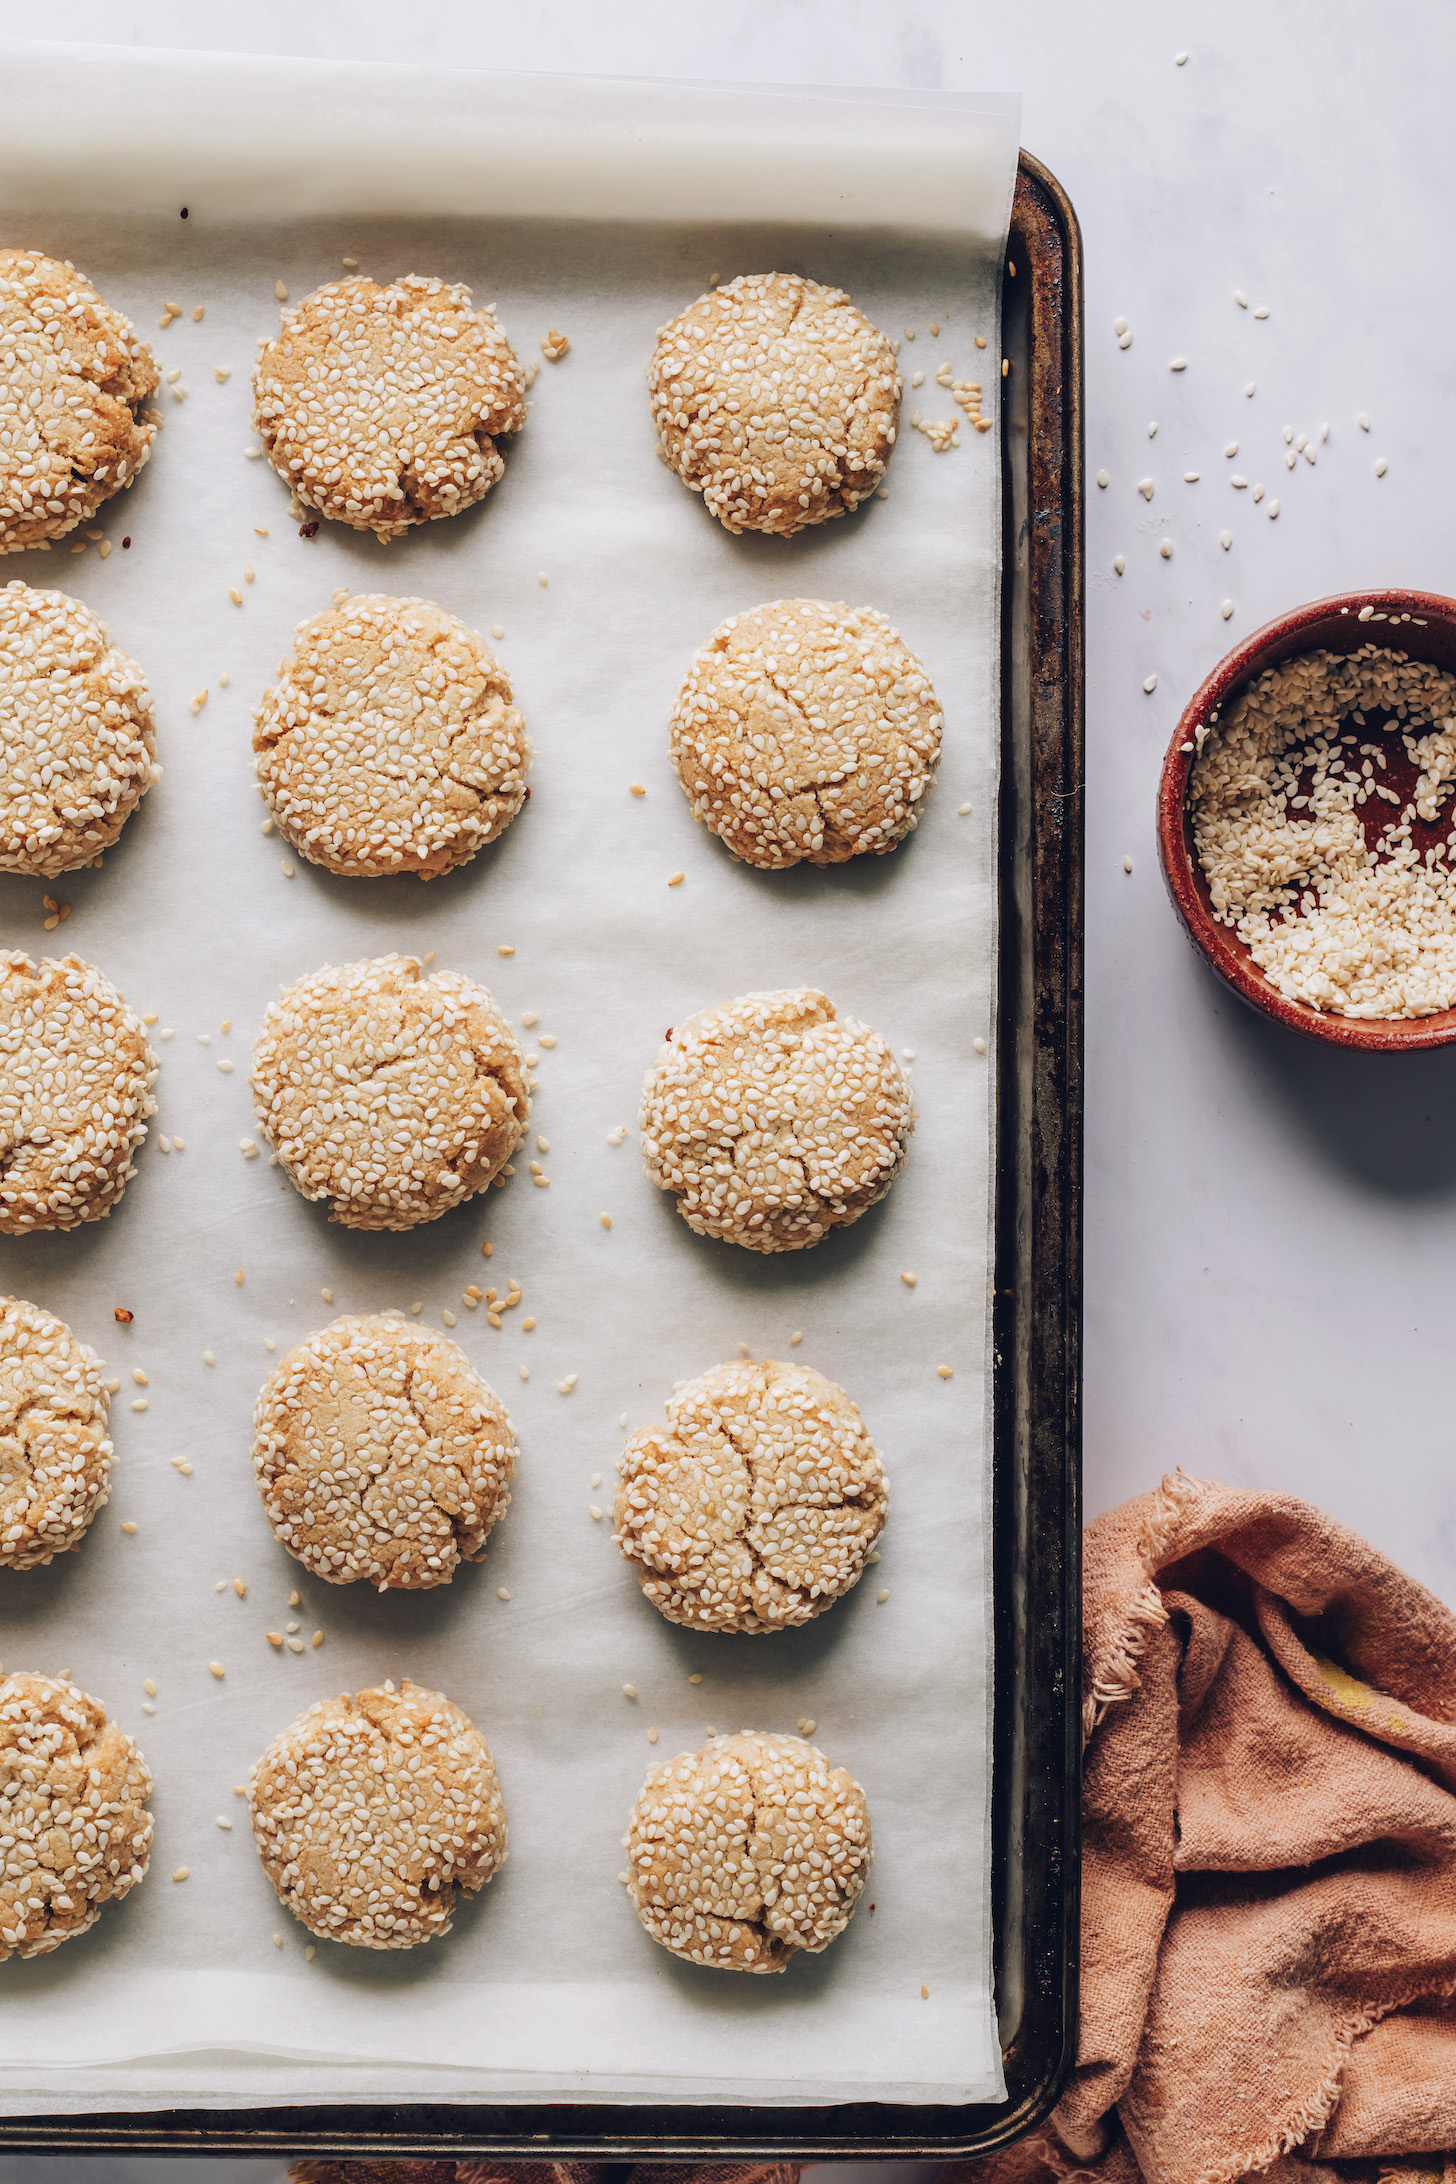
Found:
[0,46,1018,2113]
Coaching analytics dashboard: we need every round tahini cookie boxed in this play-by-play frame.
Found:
[252,594,529,880]
[251,954,528,1231]
[624,1730,871,1973]
[669,598,943,867]
[0,1295,112,1568]
[249,1678,506,1948]
[0,952,157,1233]
[639,987,912,1252]
[648,273,901,535]
[0,249,158,555]
[252,275,527,540]
[0,581,160,877]
[615,1358,887,1632]
[0,1672,152,1960]
[252,1313,517,1589]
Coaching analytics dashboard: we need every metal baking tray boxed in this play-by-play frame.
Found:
[0,146,1083,2163]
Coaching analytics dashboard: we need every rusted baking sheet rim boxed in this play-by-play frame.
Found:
[0,147,1084,2162]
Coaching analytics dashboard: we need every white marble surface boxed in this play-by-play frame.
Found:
[1,0,1455,2169]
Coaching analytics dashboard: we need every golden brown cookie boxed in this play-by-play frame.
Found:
[0,1295,112,1568]
[0,1672,152,1959]
[669,598,942,867]
[0,582,160,876]
[251,954,528,1231]
[252,276,526,539]
[648,274,901,535]
[615,1359,887,1632]
[252,594,529,879]
[624,1731,872,1972]
[0,952,157,1232]
[249,1678,506,1948]
[252,1314,516,1589]
[639,987,912,1252]
[0,249,158,555]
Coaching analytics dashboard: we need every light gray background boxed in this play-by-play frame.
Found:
[1,0,1452,2173]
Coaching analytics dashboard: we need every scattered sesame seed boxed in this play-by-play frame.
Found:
[1246,383,1256,397]
[519,1364,529,1381]
[1175,50,1188,63]
[537,572,548,587]
[234,1270,244,1286]
[667,870,685,887]
[629,782,646,796]
[1170,358,1187,372]
[1138,478,1154,499]
[498,944,515,957]
[229,587,242,605]
[538,1033,556,1048]
[1124,854,1135,872]
[877,1588,890,1604]
[203,1351,215,1366]
[1096,468,1108,488]
[1144,675,1158,694]
[1160,540,1173,559]
[275,281,289,301]
[1184,471,1200,483]
[209,1662,225,1680]
[233,1578,246,1598]
[557,1374,578,1394]
[216,1815,232,1830]
[1359,413,1371,431]
[647,1726,659,1744]
[497,1586,511,1601]
[1222,600,1234,620]
[958,801,972,815]
[1253,306,1269,320]
[1234,291,1247,308]
[172,1867,189,1883]
[1114,555,1125,574]
[1375,458,1388,477]
[279,860,294,878]
[921,1983,930,1999]
[522,1317,536,1330]
[1269,499,1280,517]
[217,1059,234,1073]
[1220,530,1232,549]
[306,1945,316,1960]
[1252,484,1265,503]
[601,1212,612,1229]
[973,1036,987,1055]
[120,1521,138,1535]
[900,1271,917,1288]
[1114,317,1127,336]
[289,1590,300,1607]
[130,1398,147,1412]
[286,1637,304,1654]
[789,1331,803,1346]
[938,1365,954,1379]
[312,1631,323,1648]
[589,1504,603,1520]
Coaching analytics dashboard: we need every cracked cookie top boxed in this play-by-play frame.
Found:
[614,1358,887,1633]
[252,1313,516,1589]
[668,598,943,867]
[0,581,160,878]
[0,1295,111,1569]
[252,593,529,881]
[0,1672,152,1961]
[251,954,529,1231]
[648,273,901,536]
[0,951,157,1234]
[252,275,527,540]
[625,1730,872,1973]
[249,1678,506,1949]
[0,248,158,556]
[639,986,913,1253]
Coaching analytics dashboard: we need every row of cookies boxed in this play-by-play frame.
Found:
[0,579,944,881]
[0,956,913,1247]
[0,1668,872,1974]
[5,1292,888,1630]
[2,246,950,555]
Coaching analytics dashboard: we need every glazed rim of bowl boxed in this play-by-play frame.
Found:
[1156,587,1456,1053]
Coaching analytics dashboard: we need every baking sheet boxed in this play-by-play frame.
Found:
[0,47,1018,2114]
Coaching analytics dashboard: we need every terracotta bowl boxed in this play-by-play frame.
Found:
[1156,587,1456,1052]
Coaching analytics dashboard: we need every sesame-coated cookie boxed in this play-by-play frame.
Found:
[252,276,527,540]
[0,1296,112,1568]
[251,955,528,1231]
[625,1730,871,1973]
[252,594,529,880]
[648,274,901,536]
[252,1314,516,1589]
[0,952,157,1233]
[615,1359,887,1633]
[249,1678,506,1948]
[0,1672,152,1959]
[0,582,160,876]
[0,250,158,556]
[669,599,942,867]
[639,988,912,1253]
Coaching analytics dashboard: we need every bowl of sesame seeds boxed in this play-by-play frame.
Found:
[1158,589,1456,1050]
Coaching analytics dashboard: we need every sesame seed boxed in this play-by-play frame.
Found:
[286,1637,304,1654]
[538,1033,556,1048]
[229,587,242,605]
[209,1662,225,1679]
[1124,853,1135,871]
[667,870,685,886]
[647,1726,659,1744]
[900,1271,917,1287]
[1114,317,1127,336]
[958,801,972,814]
[1246,382,1256,396]
[1144,675,1158,694]
[589,1504,603,1520]
[1359,413,1371,431]
[1170,357,1187,371]
[275,281,289,301]
[973,1036,987,1055]
[877,1589,890,1604]
[921,1984,930,1999]
[173,1867,189,1882]
[1234,291,1247,308]
[601,1212,612,1229]
[522,1317,536,1330]
[557,1374,578,1394]
[1220,530,1232,548]
[1253,306,1269,319]
[537,572,548,587]
[1375,458,1388,477]
[1175,49,1188,62]
[1269,499,1280,517]
[1183,471,1200,483]
[629,782,646,796]
[306,1946,316,1961]
[233,1579,246,1598]
[497,1586,511,1601]
[938,1365,954,1379]
[130,1398,147,1412]
[312,1631,323,1648]
[789,1331,803,1346]
[204,1351,215,1366]
[1096,468,1108,488]
[120,1521,138,1535]
[1222,601,1234,620]
[1114,555,1125,575]
[234,1270,244,1286]
[1139,479,1154,499]
[1160,540,1173,559]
